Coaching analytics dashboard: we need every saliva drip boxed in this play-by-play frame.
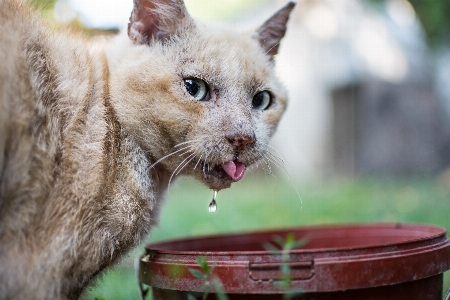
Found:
[208,190,218,213]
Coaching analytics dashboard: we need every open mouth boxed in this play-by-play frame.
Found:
[203,160,246,182]
[221,160,246,181]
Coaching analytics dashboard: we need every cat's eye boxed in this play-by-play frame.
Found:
[252,91,272,110]
[184,78,208,101]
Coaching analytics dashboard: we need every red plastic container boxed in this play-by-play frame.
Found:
[138,223,450,299]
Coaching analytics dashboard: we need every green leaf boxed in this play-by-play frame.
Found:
[272,235,286,247]
[197,256,209,273]
[262,242,279,253]
[202,290,209,300]
[212,279,230,300]
[291,237,309,250]
[216,292,230,300]
[286,287,303,296]
[188,294,197,300]
[189,268,205,279]
[285,233,296,245]
[280,263,290,275]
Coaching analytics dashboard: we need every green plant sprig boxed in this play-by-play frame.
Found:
[263,233,309,300]
[188,256,229,300]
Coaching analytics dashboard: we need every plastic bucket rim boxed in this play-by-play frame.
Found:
[145,222,448,256]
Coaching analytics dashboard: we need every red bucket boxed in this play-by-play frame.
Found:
[139,223,450,299]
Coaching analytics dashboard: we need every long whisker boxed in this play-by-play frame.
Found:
[262,157,278,180]
[176,148,195,158]
[266,150,287,173]
[176,153,196,176]
[264,154,302,208]
[267,145,288,164]
[202,149,212,174]
[194,153,203,170]
[168,153,196,188]
[149,145,193,169]
[264,158,274,176]
[265,155,289,177]
[173,138,202,149]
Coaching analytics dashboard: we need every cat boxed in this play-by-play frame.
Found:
[0,0,295,299]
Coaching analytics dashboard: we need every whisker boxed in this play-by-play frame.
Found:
[194,153,203,170]
[202,149,213,174]
[262,157,278,179]
[264,154,302,208]
[177,148,195,157]
[173,153,195,176]
[149,145,193,169]
[168,153,196,188]
[264,156,288,177]
[267,145,287,163]
[176,153,196,176]
[266,151,287,171]
[264,158,273,176]
[173,138,202,149]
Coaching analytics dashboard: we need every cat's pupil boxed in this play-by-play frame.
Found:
[185,80,199,95]
[253,94,263,107]
[184,78,208,101]
[252,91,271,110]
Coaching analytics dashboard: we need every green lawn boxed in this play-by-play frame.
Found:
[82,174,450,299]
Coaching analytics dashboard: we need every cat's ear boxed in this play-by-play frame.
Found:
[128,0,193,45]
[256,2,296,57]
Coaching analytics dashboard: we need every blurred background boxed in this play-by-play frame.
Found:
[28,0,450,298]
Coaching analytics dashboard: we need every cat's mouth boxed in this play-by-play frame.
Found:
[221,160,246,181]
[201,160,246,189]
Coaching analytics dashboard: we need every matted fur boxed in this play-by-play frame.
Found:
[0,0,294,298]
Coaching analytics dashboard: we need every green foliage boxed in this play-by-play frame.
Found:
[369,0,450,46]
[263,234,307,299]
[409,0,450,45]
[187,256,229,300]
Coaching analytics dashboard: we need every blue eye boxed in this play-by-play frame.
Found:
[252,91,271,110]
[184,78,208,101]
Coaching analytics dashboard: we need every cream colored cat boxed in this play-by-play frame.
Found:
[0,0,294,298]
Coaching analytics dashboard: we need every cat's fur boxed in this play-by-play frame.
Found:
[0,0,294,298]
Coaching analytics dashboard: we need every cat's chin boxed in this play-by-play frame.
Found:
[197,160,247,190]
[199,170,234,191]
[203,177,233,191]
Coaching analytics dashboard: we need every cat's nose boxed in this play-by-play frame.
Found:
[226,134,255,151]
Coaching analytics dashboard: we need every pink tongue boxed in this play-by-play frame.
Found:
[222,161,246,182]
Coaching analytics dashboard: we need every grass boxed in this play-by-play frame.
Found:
[82,174,450,299]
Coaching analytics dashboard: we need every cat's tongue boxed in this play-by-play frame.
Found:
[222,161,246,182]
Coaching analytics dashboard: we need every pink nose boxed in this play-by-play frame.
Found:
[226,134,255,151]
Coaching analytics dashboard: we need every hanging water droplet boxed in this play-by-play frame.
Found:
[208,199,217,213]
[208,190,218,213]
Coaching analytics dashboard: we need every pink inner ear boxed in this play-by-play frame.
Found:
[128,0,161,44]
[128,0,190,45]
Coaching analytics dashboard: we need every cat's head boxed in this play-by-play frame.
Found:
[108,0,295,191]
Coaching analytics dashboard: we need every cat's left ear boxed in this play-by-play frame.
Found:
[256,2,296,57]
[128,0,193,45]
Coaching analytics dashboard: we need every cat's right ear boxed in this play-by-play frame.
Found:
[256,2,296,57]
[128,0,193,45]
